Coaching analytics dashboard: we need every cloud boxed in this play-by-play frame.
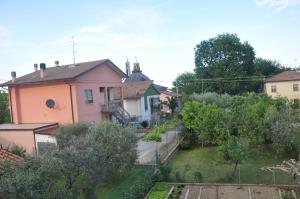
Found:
[255,0,300,11]
[61,7,163,49]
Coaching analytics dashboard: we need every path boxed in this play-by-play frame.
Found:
[137,129,180,165]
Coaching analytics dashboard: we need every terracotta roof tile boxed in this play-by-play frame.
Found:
[266,71,300,82]
[0,149,24,162]
[123,81,153,99]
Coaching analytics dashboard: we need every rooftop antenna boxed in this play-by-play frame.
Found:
[68,36,77,65]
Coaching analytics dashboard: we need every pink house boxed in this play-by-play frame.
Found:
[0,59,127,154]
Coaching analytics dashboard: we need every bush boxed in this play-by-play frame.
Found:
[158,164,172,181]
[193,171,203,182]
[141,120,149,128]
[122,171,155,199]
[10,145,26,157]
[143,133,161,142]
[180,139,192,150]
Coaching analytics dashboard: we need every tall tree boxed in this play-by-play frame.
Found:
[194,33,256,94]
[0,91,10,124]
[172,72,198,95]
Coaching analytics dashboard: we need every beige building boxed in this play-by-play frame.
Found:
[265,71,300,103]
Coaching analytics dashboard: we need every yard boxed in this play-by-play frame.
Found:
[96,169,149,199]
[168,146,297,184]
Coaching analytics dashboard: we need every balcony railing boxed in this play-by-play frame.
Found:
[100,100,123,112]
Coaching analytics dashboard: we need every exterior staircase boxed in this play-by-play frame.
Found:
[101,100,131,126]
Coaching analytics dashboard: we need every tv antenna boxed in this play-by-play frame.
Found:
[68,36,77,65]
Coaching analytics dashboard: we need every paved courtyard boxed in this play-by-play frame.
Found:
[137,129,180,165]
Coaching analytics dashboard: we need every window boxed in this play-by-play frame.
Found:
[271,85,277,93]
[293,84,299,92]
[84,89,93,104]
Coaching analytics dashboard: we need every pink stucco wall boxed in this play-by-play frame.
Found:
[76,63,123,124]
[0,130,35,154]
[10,83,77,124]
[8,62,124,125]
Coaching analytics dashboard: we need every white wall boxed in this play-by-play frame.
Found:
[35,134,57,155]
[124,99,141,117]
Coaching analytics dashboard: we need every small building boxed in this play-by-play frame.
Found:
[0,59,127,155]
[123,80,160,125]
[265,71,300,103]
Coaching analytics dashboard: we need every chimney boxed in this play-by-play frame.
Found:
[40,63,46,78]
[132,62,141,73]
[125,59,131,76]
[34,63,38,72]
[11,71,16,83]
[55,60,59,67]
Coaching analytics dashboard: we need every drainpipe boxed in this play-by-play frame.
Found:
[68,84,75,124]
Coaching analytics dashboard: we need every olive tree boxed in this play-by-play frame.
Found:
[0,155,69,199]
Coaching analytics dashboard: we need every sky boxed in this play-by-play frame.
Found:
[0,0,300,87]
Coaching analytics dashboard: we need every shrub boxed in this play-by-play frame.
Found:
[122,171,155,199]
[143,133,161,142]
[10,145,26,157]
[180,139,192,150]
[158,164,172,181]
[193,171,203,182]
[141,120,148,128]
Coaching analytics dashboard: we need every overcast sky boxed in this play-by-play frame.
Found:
[0,0,300,87]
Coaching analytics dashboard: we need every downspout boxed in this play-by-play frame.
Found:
[68,84,75,124]
[33,131,38,157]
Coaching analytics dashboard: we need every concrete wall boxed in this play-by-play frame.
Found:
[0,130,35,154]
[265,81,300,100]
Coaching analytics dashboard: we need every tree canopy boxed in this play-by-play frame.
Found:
[0,91,10,124]
[173,33,289,95]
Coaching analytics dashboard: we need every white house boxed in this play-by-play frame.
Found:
[123,80,160,125]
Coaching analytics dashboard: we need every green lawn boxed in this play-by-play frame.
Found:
[169,146,297,184]
[96,169,148,199]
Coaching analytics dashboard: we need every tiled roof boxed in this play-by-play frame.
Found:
[124,72,151,83]
[161,90,178,97]
[154,84,168,92]
[123,81,153,99]
[0,148,24,162]
[1,59,126,86]
[266,71,300,82]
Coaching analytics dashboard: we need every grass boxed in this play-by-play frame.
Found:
[168,146,297,184]
[147,183,170,199]
[96,169,147,199]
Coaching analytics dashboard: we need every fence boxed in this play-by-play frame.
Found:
[168,164,297,185]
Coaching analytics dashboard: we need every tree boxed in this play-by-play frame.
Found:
[172,72,198,95]
[0,155,69,199]
[54,122,137,197]
[182,101,225,143]
[219,136,248,177]
[194,33,256,94]
[0,91,10,124]
[254,58,288,77]
[265,106,297,153]
[164,97,178,115]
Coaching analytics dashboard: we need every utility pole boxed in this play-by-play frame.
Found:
[68,36,77,65]
[201,79,204,94]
